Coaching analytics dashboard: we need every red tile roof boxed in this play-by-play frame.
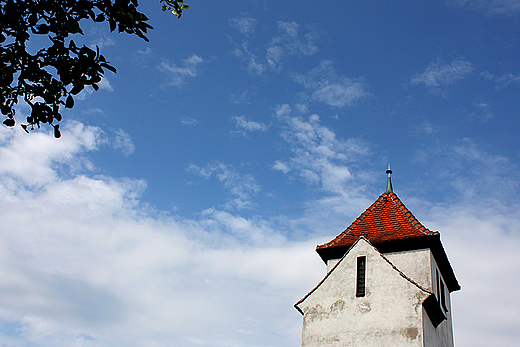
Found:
[317,191,437,251]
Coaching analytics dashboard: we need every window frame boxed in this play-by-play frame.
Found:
[356,256,366,297]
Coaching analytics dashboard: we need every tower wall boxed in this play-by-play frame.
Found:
[423,253,455,347]
[297,238,429,347]
[384,249,432,291]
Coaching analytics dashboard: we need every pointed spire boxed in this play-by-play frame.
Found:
[385,164,393,193]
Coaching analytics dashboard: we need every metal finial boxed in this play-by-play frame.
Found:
[385,164,393,193]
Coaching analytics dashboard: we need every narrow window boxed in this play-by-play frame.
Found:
[356,256,366,297]
[440,279,448,312]
[437,270,448,312]
[436,270,440,299]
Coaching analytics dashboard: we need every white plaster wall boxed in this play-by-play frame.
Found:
[297,238,430,347]
[326,258,339,273]
[384,249,432,291]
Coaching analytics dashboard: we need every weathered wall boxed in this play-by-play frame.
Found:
[296,238,430,347]
[384,248,432,291]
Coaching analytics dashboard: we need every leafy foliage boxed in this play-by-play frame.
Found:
[0,0,188,137]
[160,0,189,18]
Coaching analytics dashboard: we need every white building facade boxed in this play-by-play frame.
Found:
[295,174,460,347]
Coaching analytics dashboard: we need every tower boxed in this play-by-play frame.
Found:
[295,169,460,346]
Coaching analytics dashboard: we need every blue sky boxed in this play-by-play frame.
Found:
[0,0,519,346]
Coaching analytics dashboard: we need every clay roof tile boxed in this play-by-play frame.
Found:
[316,191,435,252]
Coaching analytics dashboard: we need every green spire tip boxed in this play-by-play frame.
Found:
[385,164,393,193]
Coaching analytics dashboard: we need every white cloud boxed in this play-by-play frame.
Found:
[188,162,261,210]
[2,122,520,347]
[229,16,258,36]
[0,124,325,347]
[446,0,520,15]
[0,122,100,187]
[266,45,284,71]
[159,54,204,87]
[89,35,115,50]
[482,71,520,88]
[466,101,494,122]
[293,61,371,107]
[495,72,520,86]
[232,42,265,76]
[231,20,319,75]
[266,21,319,71]
[180,116,200,126]
[228,87,257,104]
[424,203,520,347]
[272,160,291,174]
[274,21,319,56]
[272,104,376,232]
[411,59,474,88]
[111,129,135,157]
[411,120,438,135]
[232,116,268,137]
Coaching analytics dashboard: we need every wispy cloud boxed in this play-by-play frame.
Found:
[293,61,371,107]
[410,119,439,136]
[232,116,268,137]
[188,162,261,210]
[229,16,258,36]
[159,54,204,87]
[481,71,520,88]
[228,87,257,104]
[273,21,319,56]
[446,0,520,15]
[232,42,266,76]
[266,21,319,71]
[231,20,319,75]
[180,116,200,126]
[412,137,517,202]
[89,35,115,50]
[88,27,116,49]
[411,59,474,90]
[466,101,494,122]
[111,128,135,157]
[274,104,371,193]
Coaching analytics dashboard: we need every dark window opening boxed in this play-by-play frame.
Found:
[440,279,448,312]
[436,269,448,312]
[356,256,366,297]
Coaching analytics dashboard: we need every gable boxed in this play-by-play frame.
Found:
[295,237,430,316]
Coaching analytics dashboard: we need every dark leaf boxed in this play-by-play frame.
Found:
[54,125,61,138]
[3,118,15,127]
[1,106,10,115]
[101,63,117,73]
[70,84,83,95]
[65,95,74,108]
